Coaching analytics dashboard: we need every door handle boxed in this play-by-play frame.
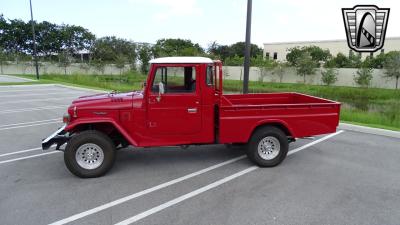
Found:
[187,108,197,113]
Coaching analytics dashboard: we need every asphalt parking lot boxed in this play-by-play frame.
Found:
[0,84,399,225]
[0,75,36,83]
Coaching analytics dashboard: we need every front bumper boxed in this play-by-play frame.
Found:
[42,124,69,150]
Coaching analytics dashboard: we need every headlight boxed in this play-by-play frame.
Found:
[63,113,71,124]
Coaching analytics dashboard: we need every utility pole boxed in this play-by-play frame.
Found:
[243,0,252,94]
[29,0,39,79]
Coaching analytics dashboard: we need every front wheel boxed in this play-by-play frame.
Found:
[246,126,288,167]
[64,130,116,178]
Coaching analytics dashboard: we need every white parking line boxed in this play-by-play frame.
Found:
[0,151,60,165]
[0,97,76,105]
[0,88,63,93]
[115,167,258,225]
[0,91,86,98]
[0,147,42,158]
[49,130,344,225]
[48,156,247,225]
[0,105,68,114]
[0,118,59,128]
[115,130,345,225]
[0,121,61,131]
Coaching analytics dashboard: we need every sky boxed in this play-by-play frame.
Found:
[1,0,399,48]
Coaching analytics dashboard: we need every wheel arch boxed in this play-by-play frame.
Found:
[248,120,294,142]
[65,118,138,146]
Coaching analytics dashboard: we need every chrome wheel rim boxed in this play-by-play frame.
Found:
[257,136,280,160]
[75,143,104,170]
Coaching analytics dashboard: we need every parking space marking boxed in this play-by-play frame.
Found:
[0,151,60,165]
[0,118,61,131]
[49,130,344,225]
[289,130,345,155]
[0,88,65,93]
[0,91,86,98]
[48,156,247,225]
[115,167,258,225]
[115,130,344,225]
[0,121,60,131]
[0,97,76,105]
[0,118,59,128]
[0,105,68,114]
[0,147,42,158]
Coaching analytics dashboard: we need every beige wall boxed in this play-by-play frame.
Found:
[0,62,130,75]
[223,66,398,89]
[263,37,400,61]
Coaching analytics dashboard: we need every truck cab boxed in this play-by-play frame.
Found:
[42,57,340,178]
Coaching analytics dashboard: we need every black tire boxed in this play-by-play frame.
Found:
[246,126,288,167]
[64,130,116,178]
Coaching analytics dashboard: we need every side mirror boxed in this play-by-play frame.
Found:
[157,82,165,102]
[159,82,165,94]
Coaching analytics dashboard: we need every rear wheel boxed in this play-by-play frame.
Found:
[64,130,116,178]
[246,126,288,167]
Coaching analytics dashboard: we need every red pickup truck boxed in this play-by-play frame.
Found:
[42,57,340,178]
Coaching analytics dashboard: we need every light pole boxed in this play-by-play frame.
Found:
[242,0,252,94]
[29,0,39,79]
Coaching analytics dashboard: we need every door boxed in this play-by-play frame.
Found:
[147,65,201,135]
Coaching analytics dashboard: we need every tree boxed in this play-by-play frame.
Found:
[91,59,106,74]
[4,18,31,59]
[208,41,230,60]
[354,67,373,87]
[0,49,9,74]
[35,21,62,56]
[92,36,136,66]
[60,24,95,55]
[295,52,317,83]
[255,57,275,82]
[321,68,338,86]
[348,51,362,68]
[224,55,244,66]
[272,62,287,83]
[0,15,96,62]
[138,44,152,74]
[229,42,263,58]
[115,55,127,75]
[287,46,331,66]
[383,51,400,89]
[58,51,71,75]
[153,38,204,57]
[305,46,331,63]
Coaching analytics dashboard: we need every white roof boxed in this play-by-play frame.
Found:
[149,57,213,64]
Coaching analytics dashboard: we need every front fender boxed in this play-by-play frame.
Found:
[65,117,138,146]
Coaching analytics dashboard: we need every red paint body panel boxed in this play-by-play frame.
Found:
[219,93,340,143]
[63,59,340,148]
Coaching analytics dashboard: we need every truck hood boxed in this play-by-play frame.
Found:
[71,91,143,110]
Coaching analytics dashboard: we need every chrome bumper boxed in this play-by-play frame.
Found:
[42,124,69,150]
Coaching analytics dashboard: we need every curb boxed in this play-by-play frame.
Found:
[339,123,400,139]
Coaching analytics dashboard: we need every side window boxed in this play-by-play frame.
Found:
[206,66,214,86]
[152,66,196,93]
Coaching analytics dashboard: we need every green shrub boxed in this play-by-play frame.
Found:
[354,67,373,87]
[321,68,338,86]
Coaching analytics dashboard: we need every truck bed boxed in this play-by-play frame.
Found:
[218,92,341,143]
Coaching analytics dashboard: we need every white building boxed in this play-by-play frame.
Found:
[263,37,400,61]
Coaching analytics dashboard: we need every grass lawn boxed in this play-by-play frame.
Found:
[9,73,400,131]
